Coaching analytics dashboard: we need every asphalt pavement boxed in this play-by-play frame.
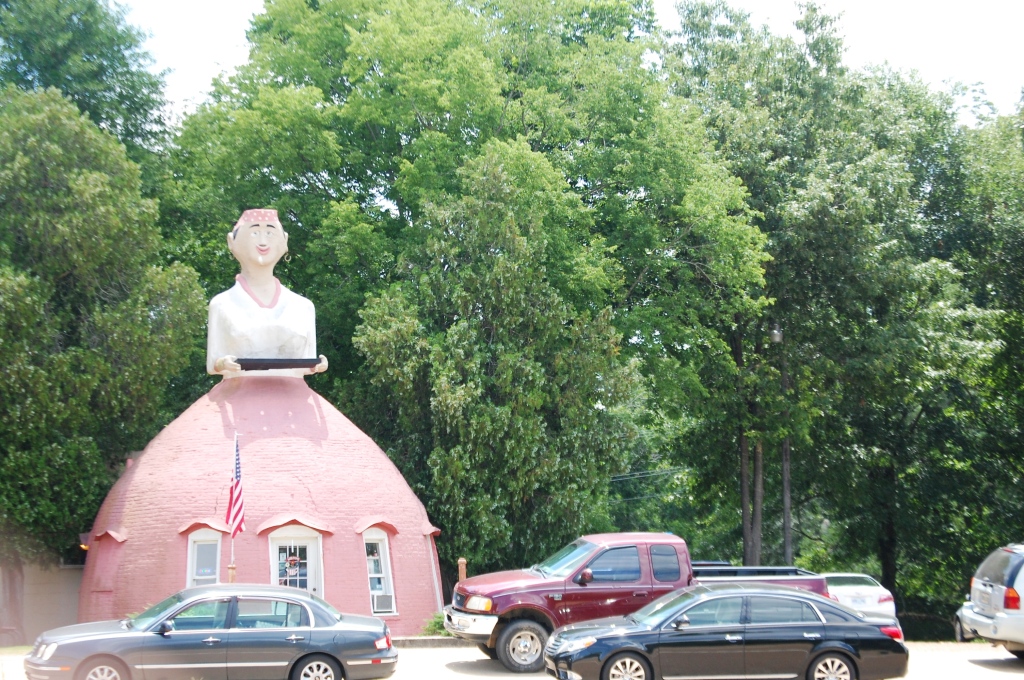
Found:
[3,641,1023,680]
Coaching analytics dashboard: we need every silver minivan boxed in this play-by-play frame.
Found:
[955,544,1024,657]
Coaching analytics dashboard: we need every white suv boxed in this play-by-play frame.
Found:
[955,544,1024,657]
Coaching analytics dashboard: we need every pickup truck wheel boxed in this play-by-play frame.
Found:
[478,644,498,659]
[496,620,547,673]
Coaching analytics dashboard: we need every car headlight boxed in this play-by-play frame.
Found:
[464,596,493,612]
[562,636,596,653]
[40,643,59,661]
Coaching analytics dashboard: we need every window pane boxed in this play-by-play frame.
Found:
[277,548,308,589]
[651,545,680,582]
[236,599,307,628]
[589,547,641,582]
[748,597,821,624]
[194,542,217,580]
[170,599,229,630]
[681,597,743,626]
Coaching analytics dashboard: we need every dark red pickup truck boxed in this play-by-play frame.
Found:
[443,532,829,672]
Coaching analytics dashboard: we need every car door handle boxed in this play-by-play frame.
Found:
[633,591,649,597]
[202,637,222,645]
[725,634,743,642]
[286,635,305,642]
[803,632,821,639]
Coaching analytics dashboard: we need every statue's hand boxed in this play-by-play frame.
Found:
[214,355,241,373]
[312,354,329,374]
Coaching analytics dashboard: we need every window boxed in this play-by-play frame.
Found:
[589,546,641,582]
[650,545,681,582]
[268,525,322,595]
[187,528,221,587]
[680,597,743,627]
[363,528,395,614]
[747,597,821,624]
[235,598,308,629]
[168,599,230,631]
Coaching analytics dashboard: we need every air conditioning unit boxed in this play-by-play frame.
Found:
[372,594,394,613]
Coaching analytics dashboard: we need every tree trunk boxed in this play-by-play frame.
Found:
[0,553,25,645]
[752,439,764,565]
[781,435,792,564]
[740,431,752,565]
[878,462,899,594]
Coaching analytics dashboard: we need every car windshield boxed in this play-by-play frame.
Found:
[631,586,705,625]
[131,592,186,629]
[536,540,595,578]
[827,575,880,588]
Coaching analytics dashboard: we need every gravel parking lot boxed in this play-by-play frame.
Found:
[3,641,1022,680]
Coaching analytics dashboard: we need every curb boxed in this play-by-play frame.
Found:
[393,636,477,648]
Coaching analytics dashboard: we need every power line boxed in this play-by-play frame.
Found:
[610,466,688,483]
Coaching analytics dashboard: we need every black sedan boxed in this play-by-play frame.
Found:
[544,582,907,680]
[24,584,397,680]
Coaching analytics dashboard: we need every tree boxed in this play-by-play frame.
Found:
[0,0,166,157]
[0,87,205,640]
[353,139,644,572]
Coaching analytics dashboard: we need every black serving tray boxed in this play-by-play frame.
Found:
[236,358,321,370]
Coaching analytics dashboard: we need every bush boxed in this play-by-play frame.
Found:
[421,611,453,636]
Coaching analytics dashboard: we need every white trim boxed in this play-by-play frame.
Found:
[186,528,222,588]
[363,528,396,615]
[268,525,324,597]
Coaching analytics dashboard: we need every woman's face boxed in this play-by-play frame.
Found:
[228,221,288,268]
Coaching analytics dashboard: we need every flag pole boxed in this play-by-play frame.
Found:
[227,431,243,583]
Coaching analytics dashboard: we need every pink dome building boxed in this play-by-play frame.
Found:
[79,375,444,636]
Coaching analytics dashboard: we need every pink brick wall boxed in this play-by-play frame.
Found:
[79,376,443,635]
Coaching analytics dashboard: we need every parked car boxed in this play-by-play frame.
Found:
[823,573,896,617]
[443,532,830,672]
[954,544,1024,657]
[24,584,397,680]
[543,582,909,680]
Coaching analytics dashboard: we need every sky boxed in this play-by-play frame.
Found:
[119,0,1023,122]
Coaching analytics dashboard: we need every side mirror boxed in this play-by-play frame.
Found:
[672,615,690,629]
[576,568,594,585]
[159,620,174,636]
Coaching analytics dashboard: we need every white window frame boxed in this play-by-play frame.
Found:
[267,525,324,597]
[186,528,222,588]
[363,528,396,615]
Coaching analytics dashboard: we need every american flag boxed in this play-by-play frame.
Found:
[226,434,246,538]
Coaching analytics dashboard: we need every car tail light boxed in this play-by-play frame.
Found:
[1005,588,1021,610]
[879,625,904,642]
[374,631,392,650]
[879,593,894,603]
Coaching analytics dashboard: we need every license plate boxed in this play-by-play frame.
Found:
[851,598,865,606]
[977,591,991,606]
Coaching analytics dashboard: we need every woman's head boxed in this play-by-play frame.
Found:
[227,208,289,270]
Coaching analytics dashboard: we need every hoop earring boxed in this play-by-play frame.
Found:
[284,252,291,263]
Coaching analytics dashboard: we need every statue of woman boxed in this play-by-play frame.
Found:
[207,208,328,378]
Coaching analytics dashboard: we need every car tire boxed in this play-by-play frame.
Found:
[477,644,498,660]
[954,617,968,642]
[603,652,652,680]
[291,654,342,680]
[496,619,548,673]
[807,652,856,680]
[77,658,130,680]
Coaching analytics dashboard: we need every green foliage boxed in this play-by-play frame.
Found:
[420,611,452,636]
[0,87,205,560]
[0,0,166,157]
[354,139,646,570]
